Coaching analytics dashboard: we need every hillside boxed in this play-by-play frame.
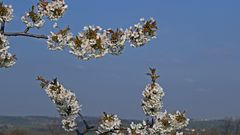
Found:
[0,116,240,135]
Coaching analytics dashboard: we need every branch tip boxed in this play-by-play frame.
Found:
[147,67,160,84]
[36,76,49,84]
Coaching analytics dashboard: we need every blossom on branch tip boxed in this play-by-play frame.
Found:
[0,3,13,23]
[37,77,81,132]
[37,0,68,21]
[140,68,189,134]
[21,6,45,29]
[127,18,157,47]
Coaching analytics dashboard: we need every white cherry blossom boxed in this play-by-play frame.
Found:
[97,113,122,134]
[47,27,73,50]
[21,6,45,28]
[0,33,16,68]
[38,77,81,132]
[38,0,68,21]
[0,3,13,23]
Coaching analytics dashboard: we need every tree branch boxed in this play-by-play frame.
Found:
[75,129,83,135]
[0,22,5,34]
[78,113,94,130]
[4,32,48,39]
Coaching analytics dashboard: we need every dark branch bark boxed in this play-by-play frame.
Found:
[75,129,83,135]
[24,27,30,33]
[78,113,95,134]
[4,32,48,39]
[1,22,5,33]
[79,113,95,130]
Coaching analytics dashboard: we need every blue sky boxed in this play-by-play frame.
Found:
[0,0,240,120]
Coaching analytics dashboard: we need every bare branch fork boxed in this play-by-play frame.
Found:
[1,23,47,39]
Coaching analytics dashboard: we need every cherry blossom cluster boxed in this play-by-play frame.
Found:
[127,121,153,135]
[69,26,108,60]
[0,3,13,23]
[37,76,81,132]
[126,18,157,47]
[127,114,188,135]
[37,0,68,21]
[152,111,189,134]
[48,18,157,61]
[95,68,189,135]
[140,68,189,134]
[96,112,123,134]
[105,28,126,55]
[37,68,189,134]
[21,6,45,29]
[170,110,189,130]
[142,68,164,117]
[142,83,164,116]
[47,26,73,50]
[0,2,158,68]
[153,111,176,134]
[21,0,68,29]
[0,33,16,68]
[127,109,188,134]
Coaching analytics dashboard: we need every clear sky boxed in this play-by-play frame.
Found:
[0,0,239,120]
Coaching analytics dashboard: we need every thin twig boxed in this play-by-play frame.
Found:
[151,117,154,128]
[36,76,49,88]
[24,27,30,33]
[36,76,49,84]
[4,32,48,39]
